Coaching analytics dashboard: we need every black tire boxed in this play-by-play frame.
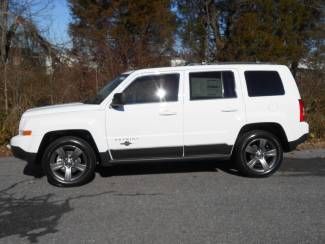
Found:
[42,136,96,187]
[233,130,283,177]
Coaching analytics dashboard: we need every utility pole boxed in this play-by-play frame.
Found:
[0,0,9,114]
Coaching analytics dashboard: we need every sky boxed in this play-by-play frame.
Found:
[36,0,72,46]
[35,0,181,50]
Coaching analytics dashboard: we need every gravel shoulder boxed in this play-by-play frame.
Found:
[285,148,325,158]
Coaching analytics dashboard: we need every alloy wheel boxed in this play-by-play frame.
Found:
[49,145,88,182]
[243,138,278,174]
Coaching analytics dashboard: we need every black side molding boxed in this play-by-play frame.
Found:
[184,144,232,156]
[99,151,111,165]
[110,147,183,160]
[288,133,308,151]
[11,146,37,162]
[99,144,233,166]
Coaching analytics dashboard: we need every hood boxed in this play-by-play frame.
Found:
[23,103,101,117]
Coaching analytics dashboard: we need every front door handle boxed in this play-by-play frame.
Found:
[221,109,238,112]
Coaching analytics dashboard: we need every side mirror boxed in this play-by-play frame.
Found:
[111,93,125,107]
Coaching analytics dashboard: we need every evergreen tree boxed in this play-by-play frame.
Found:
[225,0,322,76]
[69,0,176,75]
[175,0,322,76]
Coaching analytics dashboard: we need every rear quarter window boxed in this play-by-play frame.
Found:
[244,71,285,97]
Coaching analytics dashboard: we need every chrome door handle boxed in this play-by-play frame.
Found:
[159,111,177,116]
[221,109,238,112]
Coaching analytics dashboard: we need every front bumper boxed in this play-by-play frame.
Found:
[11,145,37,162]
[10,134,40,162]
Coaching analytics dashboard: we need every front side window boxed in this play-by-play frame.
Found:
[123,74,179,104]
[245,71,285,97]
[189,71,236,100]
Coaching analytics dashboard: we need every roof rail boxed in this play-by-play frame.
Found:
[185,61,276,65]
[185,62,202,66]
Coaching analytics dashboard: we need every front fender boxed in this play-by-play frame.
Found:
[19,110,107,153]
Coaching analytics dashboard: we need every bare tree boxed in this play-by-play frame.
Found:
[0,0,60,112]
[0,0,9,113]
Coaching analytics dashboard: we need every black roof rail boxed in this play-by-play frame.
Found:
[185,62,202,66]
[185,61,277,65]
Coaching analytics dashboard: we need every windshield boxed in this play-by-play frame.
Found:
[84,74,129,104]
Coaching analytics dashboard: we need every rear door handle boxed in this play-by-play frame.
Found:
[221,109,238,112]
[159,110,177,116]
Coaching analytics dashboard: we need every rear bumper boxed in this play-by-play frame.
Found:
[11,145,37,162]
[288,133,308,151]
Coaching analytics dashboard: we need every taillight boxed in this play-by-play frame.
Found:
[299,99,305,122]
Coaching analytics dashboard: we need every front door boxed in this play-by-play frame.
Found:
[107,72,183,160]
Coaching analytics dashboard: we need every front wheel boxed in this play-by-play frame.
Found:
[42,136,96,187]
[233,130,283,177]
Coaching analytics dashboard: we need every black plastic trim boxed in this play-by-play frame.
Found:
[11,146,37,162]
[104,144,233,165]
[99,151,111,164]
[288,133,308,151]
[185,144,232,156]
[106,154,231,166]
[111,146,183,160]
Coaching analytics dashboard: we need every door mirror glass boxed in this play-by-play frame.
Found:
[111,93,124,107]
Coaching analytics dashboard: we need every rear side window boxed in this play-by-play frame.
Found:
[189,71,236,100]
[123,74,179,104]
[245,71,284,97]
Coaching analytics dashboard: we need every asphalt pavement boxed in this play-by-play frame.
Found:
[0,150,324,244]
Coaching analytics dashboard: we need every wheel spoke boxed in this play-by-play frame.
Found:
[74,162,86,172]
[245,145,257,155]
[72,147,83,160]
[64,167,72,181]
[259,157,269,170]
[259,139,267,150]
[50,162,64,171]
[247,158,258,168]
[265,149,277,157]
[56,147,66,158]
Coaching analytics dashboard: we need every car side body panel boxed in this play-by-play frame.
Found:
[10,64,309,165]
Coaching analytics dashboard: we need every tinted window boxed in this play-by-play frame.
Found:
[189,71,236,100]
[245,71,284,97]
[123,74,179,104]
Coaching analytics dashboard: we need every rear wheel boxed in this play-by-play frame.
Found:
[42,136,96,186]
[234,130,283,177]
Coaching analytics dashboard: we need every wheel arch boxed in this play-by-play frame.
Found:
[235,122,290,152]
[36,129,100,164]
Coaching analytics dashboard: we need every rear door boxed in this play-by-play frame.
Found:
[183,69,245,156]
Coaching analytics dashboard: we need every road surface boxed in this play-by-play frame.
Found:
[0,150,324,243]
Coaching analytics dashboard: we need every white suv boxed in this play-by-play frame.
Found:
[10,64,309,186]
